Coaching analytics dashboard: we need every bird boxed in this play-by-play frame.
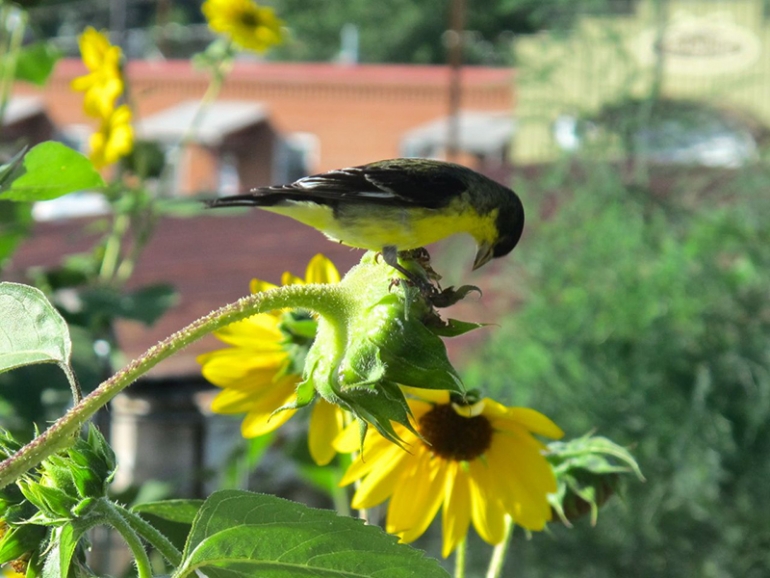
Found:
[206,158,524,281]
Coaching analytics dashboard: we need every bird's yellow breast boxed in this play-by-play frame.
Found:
[262,200,498,251]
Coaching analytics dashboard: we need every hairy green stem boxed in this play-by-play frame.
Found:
[0,283,346,489]
[118,503,183,567]
[485,515,515,578]
[61,363,83,405]
[95,499,153,578]
[98,211,131,283]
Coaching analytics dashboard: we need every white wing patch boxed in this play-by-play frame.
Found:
[354,191,397,199]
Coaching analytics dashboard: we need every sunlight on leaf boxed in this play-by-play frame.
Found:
[0,282,73,376]
[174,490,450,578]
[0,142,104,202]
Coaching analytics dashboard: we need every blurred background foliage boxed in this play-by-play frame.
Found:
[3,0,770,575]
[463,158,770,576]
[21,0,634,64]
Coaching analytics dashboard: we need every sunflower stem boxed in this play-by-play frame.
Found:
[454,537,467,578]
[94,499,153,578]
[0,283,345,489]
[486,515,515,578]
[117,502,183,566]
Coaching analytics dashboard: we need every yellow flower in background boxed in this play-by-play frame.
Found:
[338,390,563,557]
[202,0,284,53]
[198,254,344,466]
[88,104,134,169]
[71,27,124,119]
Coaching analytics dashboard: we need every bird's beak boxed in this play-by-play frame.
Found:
[473,242,494,270]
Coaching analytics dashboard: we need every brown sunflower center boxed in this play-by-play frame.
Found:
[239,10,261,28]
[418,403,492,461]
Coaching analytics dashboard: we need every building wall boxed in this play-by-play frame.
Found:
[13,60,513,174]
[512,0,770,163]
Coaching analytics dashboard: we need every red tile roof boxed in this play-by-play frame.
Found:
[54,59,513,87]
[5,209,504,380]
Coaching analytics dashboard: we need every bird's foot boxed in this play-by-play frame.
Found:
[428,284,482,308]
[380,246,441,298]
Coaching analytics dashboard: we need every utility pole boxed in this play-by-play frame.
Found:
[446,0,465,162]
[110,0,128,55]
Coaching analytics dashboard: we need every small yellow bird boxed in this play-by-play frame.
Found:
[206,158,524,277]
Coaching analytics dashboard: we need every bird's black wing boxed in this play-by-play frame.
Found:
[207,160,471,210]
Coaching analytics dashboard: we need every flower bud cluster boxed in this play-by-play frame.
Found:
[0,426,115,575]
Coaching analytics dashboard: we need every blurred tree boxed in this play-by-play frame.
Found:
[22,0,636,63]
[272,0,636,64]
[463,161,770,577]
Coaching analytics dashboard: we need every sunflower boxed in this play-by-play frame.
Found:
[88,104,134,169]
[337,389,563,557]
[202,0,284,53]
[198,254,344,465]
[71,27,124,119]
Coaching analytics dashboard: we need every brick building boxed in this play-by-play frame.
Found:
[12,59,514,193]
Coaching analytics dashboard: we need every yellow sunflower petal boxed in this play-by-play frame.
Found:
[198,348,287,388]
[339,431,413,485]
[501,406,564,439]
[209,374,297,414]
[242,404,296,438]
[308,400,344,466]
[494,425,550,454]
[210,387,258,414]
[401,387,450,404]
[79,27,112,70]
[213,314,284,348]
[349,444,411,509]
[467,459,506,545]
[387,450,446,543]
[487,432,556,529]
[250,278,279,294]
[333,420,361,454]
[305,254,341,284]
[281,272,304,286]
[441,461,472,557]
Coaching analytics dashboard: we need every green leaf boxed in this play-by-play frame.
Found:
[15,42,61,86]
[0,524,47,565]
[0,142,104,202]
[174,490,449,578]
[41,519,99,578]
[429,318,488,338]
[0,282,72,375]
[132,499,205,525]
[548,434,645,481]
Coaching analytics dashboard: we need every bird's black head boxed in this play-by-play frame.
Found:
[472,188,524,270]
[492,192,525,259]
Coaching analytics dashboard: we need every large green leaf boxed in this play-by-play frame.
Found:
[174,490,449,578]
[0,142,104,202]
[0,282,72,374]
[15,41,61,86]
[133,499,205,525]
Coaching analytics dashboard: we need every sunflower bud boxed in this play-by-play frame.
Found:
[302,252,472,443]
[0,433,46,570]
[18,425,116,524]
